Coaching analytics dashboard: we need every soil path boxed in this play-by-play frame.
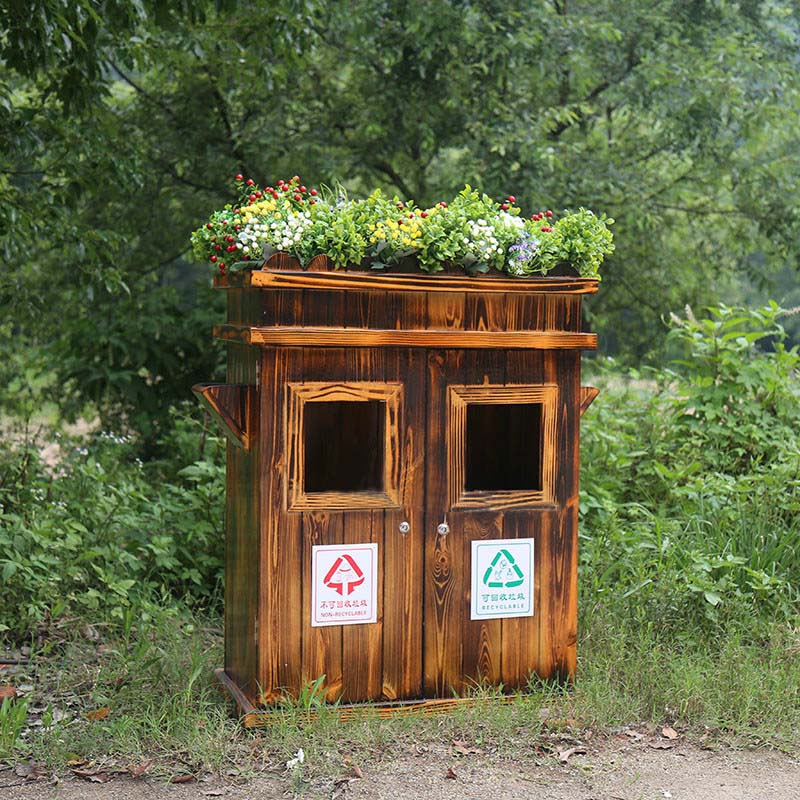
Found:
[3,740,799,800]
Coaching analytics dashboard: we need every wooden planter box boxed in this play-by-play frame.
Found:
[194,256,599,720]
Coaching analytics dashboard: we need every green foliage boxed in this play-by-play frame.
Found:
[0,408,225,639]
[0,696,28,760]
[581,303,800,633]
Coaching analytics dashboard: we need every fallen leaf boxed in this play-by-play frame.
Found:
[170,774,196,784]
[445,767,457,780]
[87,706,110,721]
[558,746,587,763]
[452,739,483,756]
[350,764,364,779]
[661,726,678,740]
[623,729,644,741]
[72,769,111,783]
[648,741,676,750]
[66,760,87,767]
[15,764,45,780]
[129,758,154,778]
[0,686,17,702]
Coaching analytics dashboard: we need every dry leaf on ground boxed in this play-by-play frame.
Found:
[662,726,679,740]
[87,706,110,721]
[170,774,196,784]
[445,767,458,779]
[452,739,483,756]
[350,764,364,779]
[0,685,17,701]
[558,746,587,763]
[129,758,154,778]
[71,768,112,783]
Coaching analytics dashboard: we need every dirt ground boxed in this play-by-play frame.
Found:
[3,738,799,800]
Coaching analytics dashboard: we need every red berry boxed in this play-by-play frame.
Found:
[246,178,254,186]
[282,185,289,191]
[501,203,509,210]
[292,175,299,182]
[545,210,553,217]
[420,211,428,218]
[249,194,256,202]
[206,223,212,230]
[219,261,225,268]
[300,185,307,193]
[235,173,243,181]
[408,212,414,218]
[255,191,262,198]
[210,255,217,262]
[398,218,404,224]
[227,235,234,242]
[309,198,316,205]
[278,179,285,186]
[215,244,221,251]
[310,188,318,196]
[221,219,227,225]
[397,202,405,209]
[439,201,447,208]
[508,195,516,204]
[294,193,302,201]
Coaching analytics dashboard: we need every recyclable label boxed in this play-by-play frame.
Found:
[470,538,534,620]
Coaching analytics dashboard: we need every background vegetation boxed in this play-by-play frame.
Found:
[1,0,798,774]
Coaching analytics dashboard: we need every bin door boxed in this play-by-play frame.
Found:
[423,348,568,696]
[273,347,426,704]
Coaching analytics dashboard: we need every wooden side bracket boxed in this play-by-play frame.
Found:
[580,386,600,416]
[192,383,255,451]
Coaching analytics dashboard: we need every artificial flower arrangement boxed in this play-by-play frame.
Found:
[191,175,614,279]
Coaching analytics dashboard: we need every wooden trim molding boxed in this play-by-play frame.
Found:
[447,384,558,510]
[192,382,255,451]
[285,381,403,511]
[580,386,600,416]
[214,269,599,295]
[214,324,597,351]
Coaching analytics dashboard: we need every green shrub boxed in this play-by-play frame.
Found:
[580,303,800,636]
[0,407,225,639]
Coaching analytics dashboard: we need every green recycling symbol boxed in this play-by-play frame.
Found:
[482,549,525,588]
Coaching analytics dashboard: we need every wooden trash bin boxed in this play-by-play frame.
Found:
[194,256,599,720]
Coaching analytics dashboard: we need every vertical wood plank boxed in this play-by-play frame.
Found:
[259,346,303,702]
[458,293,507,689]
[502,349,547,684]
[224,342,259,700]
[301,511,344,701]
[424,290,465,696]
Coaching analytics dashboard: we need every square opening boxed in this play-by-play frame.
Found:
[465,403,542,491]
[303,400,385,492]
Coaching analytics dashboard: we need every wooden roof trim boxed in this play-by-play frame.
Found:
[213,270,599,295]
[213,324,597,350]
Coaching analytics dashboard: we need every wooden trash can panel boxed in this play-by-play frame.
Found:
[199,266,598,710]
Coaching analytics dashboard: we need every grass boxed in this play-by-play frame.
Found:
[3,601,798,785]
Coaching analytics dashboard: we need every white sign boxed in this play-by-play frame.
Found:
[311,543,378,627]
[471,538,534,620]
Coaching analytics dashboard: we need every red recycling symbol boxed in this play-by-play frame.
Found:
[323,554,365,596]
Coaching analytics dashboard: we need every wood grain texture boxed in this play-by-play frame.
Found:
[222,345,259,700]
[215,269,599,295]
[285,381,402,511]
[580,385,600,416]
[192,382,254,450]
[212,277,590,707]
[258,346,303,704]
[214,324,597,350]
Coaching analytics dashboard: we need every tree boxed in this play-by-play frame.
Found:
[2,0,798,438]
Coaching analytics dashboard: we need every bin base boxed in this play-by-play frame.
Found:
[213,668,515,727]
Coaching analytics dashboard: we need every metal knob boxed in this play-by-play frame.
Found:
[398,521,410,534]
[437,522,450,537]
